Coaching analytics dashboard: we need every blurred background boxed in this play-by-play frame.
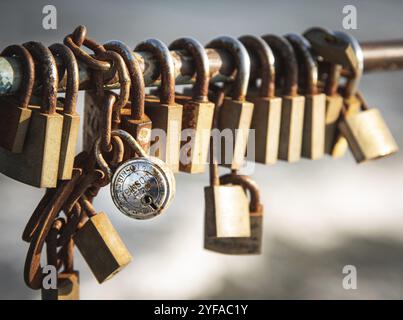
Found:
[0,0,403,299]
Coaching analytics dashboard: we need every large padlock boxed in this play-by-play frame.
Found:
[286,33,326,160]
[49,43,80,180]
[0,45,34,153]
[338,92,398,163]
[205,173,263,254]
[135,39,183,172]
[0,42,63,188]
[74,196,132,284]
[240,35,282,165]
[206,36,254,170]
[262,35,305,162]
[169,37,215,173]
[104,41,152,156]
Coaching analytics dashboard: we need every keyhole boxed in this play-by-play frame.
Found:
[142,194,157,210]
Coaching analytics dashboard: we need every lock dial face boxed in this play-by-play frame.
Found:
[110,157,175,219]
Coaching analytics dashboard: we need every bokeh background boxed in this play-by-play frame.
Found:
[0,0,403,299]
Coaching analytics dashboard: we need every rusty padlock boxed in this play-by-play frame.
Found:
[240,35,281,165]
[206,36,254,170]
[169,37,215,173]
[0,45,35,153]
[135,39,183,172]
[262,35,305,162]
[285,33,326,160]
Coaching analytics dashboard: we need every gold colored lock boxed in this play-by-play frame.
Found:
[0,42,63,188]
[206,36,254,170]
[286,33,326,160]
[0,45,34,153]
[240,35,282,165]
[205,173,263,255]
[169,37,215,173]
[262,35,305,163]
[74,197,132,284]
[135,39,183,172]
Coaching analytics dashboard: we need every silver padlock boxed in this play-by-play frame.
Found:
[95,129,175,220]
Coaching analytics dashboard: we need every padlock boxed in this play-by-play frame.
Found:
[49,43,80,180]
[285,33,326,160]
[169,37,215,173]
[338,92,398,163]
[95,128,176,220]
[206,36,254,170]
[239,35,281,165]
[205,173,263,254]
[0,42,63,188]
[262,35,305,162]
[104,41,152,156]
[74,196,132,284]
[0,45,34,153]
[135,39,183,172]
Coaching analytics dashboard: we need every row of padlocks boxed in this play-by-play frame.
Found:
[0,25,398,299]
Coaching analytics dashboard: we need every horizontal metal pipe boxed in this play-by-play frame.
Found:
[0,39,402,96]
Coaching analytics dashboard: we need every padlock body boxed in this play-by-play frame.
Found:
[302,93,326,160]
[204,185,251,238]
[177,96,215,173]
[58,112,80,180]
[41,271,80,300]
[145,99,183,173]
[247,95,282,165]
[0,110,63,187]
[338,108,399,163]
[218,98,254,170]
[83,90,102,153]
[74,212,132,284]
[324,94,344,154]
[278,95,305,162]
[0,97,32,153]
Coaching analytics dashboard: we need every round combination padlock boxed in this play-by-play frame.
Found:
[95,129,175,220]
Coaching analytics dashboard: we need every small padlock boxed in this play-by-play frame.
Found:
[49,43,80,180]
[95,129,176,220]
[169,37,215,173]
[104,41,152,156]
[286,33,326,160]
[262,35,305,162]
[0,45,34,153]
[74,196,132,284]
[240,35,282,165]
[206,36,254,170]
[205,173,263,254]
[0,42,63,188]
[135,39,183,172]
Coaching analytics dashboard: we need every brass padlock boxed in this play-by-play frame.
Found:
[0,45,34,153]
[206,36,254,170]
[104,41,152,156]
[286,33,326,160]
[135,39,183,172]
[338,92,399,163]
[262,35,305,162]
[0,42,63,188]
[205,173,263,255]
[49,43,80,180]
[169,37,215,173]
[74,196,132,284]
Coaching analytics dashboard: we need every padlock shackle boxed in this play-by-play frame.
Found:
[22,41,58,114]
[45,218,65,269]
[324,63,342,96]
[104,40,146,120]
[49,43,79,115]
[206,36,251,101]
[169,37,210,102]
[285,33,319,95]
[262,34,299,97]
[135,39,176,105]
[1,45,35,109]
[239,35,276,98]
